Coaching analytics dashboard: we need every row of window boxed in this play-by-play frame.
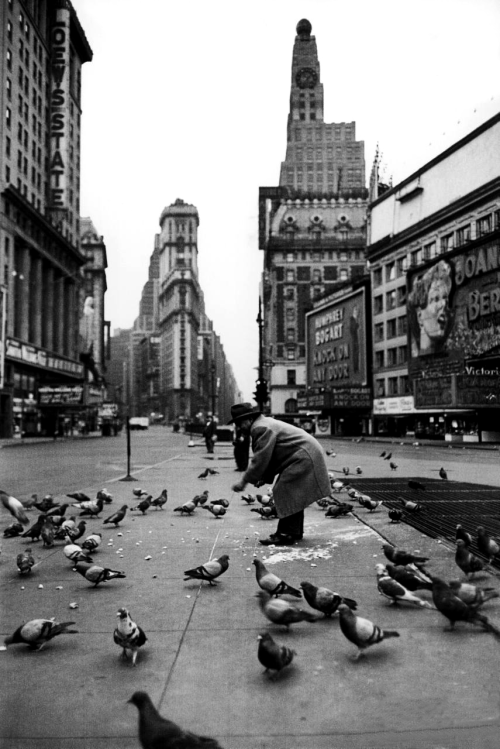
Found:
[374,315,407,341]
[376,376,410,398]
[373,286,407,314]
[292,147,362,161]
[292,125,356,143]
[374,346,408,368]
[275,250,363,262]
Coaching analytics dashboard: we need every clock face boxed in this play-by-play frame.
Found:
[295,67,318,89]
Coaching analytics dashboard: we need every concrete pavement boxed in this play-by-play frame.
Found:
[1,437,500,748]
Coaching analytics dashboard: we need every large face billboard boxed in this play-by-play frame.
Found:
[306,288,367,389]
[407,238,500,407]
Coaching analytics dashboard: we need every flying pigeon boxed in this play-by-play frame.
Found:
[128,691,224,749]
[431,577,500,636]
[253,558,301,598]
[73,496,104,517]
[3,521,24,538]
[151,489,168,509]
[375,564,432,607]
[81,532,102,553]
[389,462,398,471]
[385,563,433,592]
[408,480,426,491]
[103,504,128,527]
[455,524,473,548]
[325,503,353,518]
[67,491,92,503]
[0,490,30,525]
[203,505,226,518]
[40,517,55,547]
[113,608,147,666]
[21,515,46,542]
[338,603,399,659]
[388,509,403,523]
[300,581,357,617]
[183,554,229,585]
[4,618,78,650]
[240,494,256,504]
[251,506,278,519]
[96,488,113,503]
[382,544,429,567]
[132,495,152,515]
[477,526,500,563]
[439,467,448,480]
[256,590,317,629]
[64,542,94,564]
[447,580,500,608]
[173,500,197,515]
[74,561,126,587]
[257,632,296,677]
[16,548,35,574]
[455,539,485,578]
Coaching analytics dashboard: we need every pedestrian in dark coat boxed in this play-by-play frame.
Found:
[233,424,250,471]
[230,403,330,546]
[203,416,218,454]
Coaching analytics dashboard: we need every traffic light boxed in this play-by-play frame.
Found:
[253,379,269,407]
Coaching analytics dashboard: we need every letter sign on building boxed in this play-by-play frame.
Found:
[49,9,70,211]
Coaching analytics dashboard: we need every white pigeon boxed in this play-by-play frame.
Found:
[376,564,432,607]
[113,607,147,666]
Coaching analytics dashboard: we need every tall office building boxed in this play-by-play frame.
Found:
[259,19,368,423]
[0,0,92,436]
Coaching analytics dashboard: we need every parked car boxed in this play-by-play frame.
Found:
[129,417,149,430]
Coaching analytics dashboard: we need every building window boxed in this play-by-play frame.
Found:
[287,370,296,385]
[374,322,384,342]
[397,315,407,336]
[286,252,294,262]
[387,318,397,338]
[388,377,398,396]
[375,350,384,369]
[396,257,407,276]
[374,295,383,315]
[5,107,11,128]
[287,347,295,360]
[286,308,295,321]
[494,210,500,231]
[376,379,385,397]
[285,398,298,413]
[373,267,383,286]
[396,285,407,306]
[385,261,396,282]
[286,327,295,342]
[398,346,408,364]
[387,348,398,366]
[285,269,294,282]
[285,287,295,301]
[386,290,396,310]
[411,248,422,266]
[423,242,436,260]
[339,269,348,281]
[440,234,453,253]
[477,215,492,237]
[456,225,471,247]
[400,375,410,394]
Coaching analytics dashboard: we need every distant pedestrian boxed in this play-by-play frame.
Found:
[233,424,250,471]
[203,415,218,454]
[230,402,331,546]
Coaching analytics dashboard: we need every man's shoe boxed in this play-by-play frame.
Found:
[258,534,300,546]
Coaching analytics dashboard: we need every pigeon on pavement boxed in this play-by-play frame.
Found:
[67,491,92,502]
[455,524,473,547]
[431,577,500,636]
[192,491,209,506]
[96,488,113,503]
[74,561,126,587]
[300,581,357,617]
[257,632,296,677]
[151,489,168,510]
[132,487,145,497]
[379,451,387,458]
[132,495,152,514]
[203,505,226,518]
[389,462,398,471]
[64,542,94,564]
[256,494,274,506]
[46,503,69,519]
[476,526,500,563]
[325,503,353,518]
[447,580,499,608]
[388,509,403,523]
[240,494,256,504]
[73,496,104,517]
[384,452,392,460]
[251,506,278,519]
[40,517,55,547]
[455,539,485,578]
[362,498,382,512]
[128,691,224,748]
[183,554,229,585]
[81,532,102,553]
[356,466,363,475]
[253,558,301,598]
[114,608,147,666]
[5,618,78,650]
[382,544,429,567]
[64,520,86,544]
[55,516,77,539]
[198,468,211,479]
[0,490,30,525]
[385,563,433,591]
[338,603,400,659]
[210,498,229,508]
[174,500,197,515]
[16,548,35,574]
[375,564,432,607]
[256,590,317,628]
[103,504,128,527]
[398,498,423,513]
[33,495,59,512]
[4,521,24,538]
[439,467,448,480]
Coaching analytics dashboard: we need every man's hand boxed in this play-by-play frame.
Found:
[232,480,246,493]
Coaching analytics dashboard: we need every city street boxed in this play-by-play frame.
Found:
[1,429,500,748]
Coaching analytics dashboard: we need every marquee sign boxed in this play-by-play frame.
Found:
[49,7,71,210]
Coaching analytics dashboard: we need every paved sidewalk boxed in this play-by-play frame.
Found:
[1,444,500,748]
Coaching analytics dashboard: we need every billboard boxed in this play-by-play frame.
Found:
[407,239,500,408]
[306,288,368,407]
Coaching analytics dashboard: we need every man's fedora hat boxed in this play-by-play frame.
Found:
[229,402,261,423]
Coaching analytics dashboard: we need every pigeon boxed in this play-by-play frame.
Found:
[207,468,219,475]
[385,563,433,592]
[55,516,77,539]
[379,451,387,458]
[455,524,473,548]
[40,517,55,547]
[338,603,400,659]
[253,558,301,598]
[256,494,274,506]
[132,495,152,514]
[256,590,317,628]
[388,509,403,523]
[5,618,78,650]
[203,505,226,518]
[151,489,168,510]
[251,506,278,519]
[326,449,336,456]
[316,498,330,509]
[389,462,398,471]
[398,498,423,513]
[384,452,392,460]
[113,608,147,666]
[103,504,128,526]
[300,581,357,617]
[257,632,296,677]
[408,480,426,491]
[128,691,224,749]
[477,526,500,563]
[132,487,145,497]
[198,468,211,479]
[4,521,25,537]
[362,498,382,512]
[16,548,35,574]
[73,496,104,517]
[347,488,361,500]
[447,580,499,608]
[74,561,126,587]
[21,514,46,541]
[210,498,229,508]
[64,542,94,564]
[192,491,209,506]
[81,532,102,552]
[382,544,429,567]
[183,554,229,585]
[342,467,350,476]
[325,503,353,518]
[455,539,485,578]
[64,520,86,544]
[375,564,432,607]
[173,501,197,515]
[33,495,59,512]
[0,490,30,525]
[439,467,448,480]
[240,494,256,504]
[96,488,113,503]
[331,480,344,493]
[431,577,500,636]
[67,491,92,503]
[46,503,69,518]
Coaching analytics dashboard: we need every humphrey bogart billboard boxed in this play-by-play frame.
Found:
[407,238,500,407]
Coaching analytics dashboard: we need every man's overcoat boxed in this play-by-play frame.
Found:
[242,415,331,518]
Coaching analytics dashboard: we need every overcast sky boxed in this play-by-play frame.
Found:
[73,0,500,401]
